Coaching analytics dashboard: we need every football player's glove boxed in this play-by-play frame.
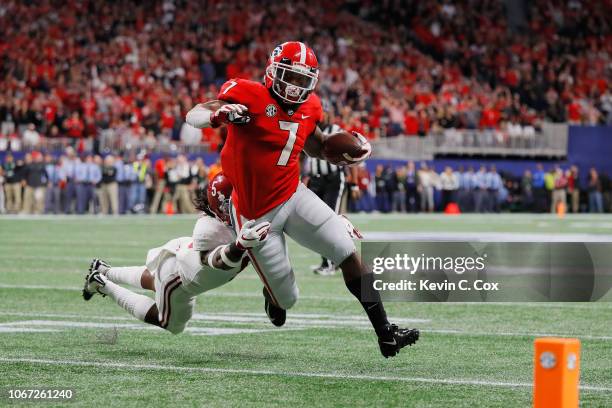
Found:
[210,104,251,127]
[236,220,271,250]
[378,324,420,358]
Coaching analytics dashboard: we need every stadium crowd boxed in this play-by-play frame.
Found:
[352,161,610,214]
[1,151,609,215]
[1,0,610,156]
[0,0,610,216]
[0,148,215,215]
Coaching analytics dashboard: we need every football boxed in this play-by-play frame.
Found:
[322,130,370,166]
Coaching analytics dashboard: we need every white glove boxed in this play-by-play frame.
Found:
[343,131,372,166]
[236,220,271,250]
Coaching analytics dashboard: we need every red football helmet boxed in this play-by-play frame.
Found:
[265,41,319,104]
[207,172,232,225]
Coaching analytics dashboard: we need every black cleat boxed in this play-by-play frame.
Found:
[377,324,419,358]
[82,259,108,301]
[262,287,286,327]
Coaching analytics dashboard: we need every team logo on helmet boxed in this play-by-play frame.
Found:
[271,45,283,58]
[265,104,277,117]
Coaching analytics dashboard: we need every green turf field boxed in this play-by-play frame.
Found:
[1,214,611,407]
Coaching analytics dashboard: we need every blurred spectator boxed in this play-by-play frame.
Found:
[21,152,47,214]
[75,155,98,214]
[458,166,475,212]
[374,165,390,213]
[486,166,503,213]
[544,168,556,211]
[44,154,64,214]
[567,166,580,213]
[61,147,79,214]
[588,168,604,213]
[150,157,167,214]
[405,161,419,212]
[93,155,104,214]
[174,155,195,214]
[521,169,534,212]
[3,153,21,213]
[601,172,612,213]
[551,166,568,213]
[131,155,149,214]
[392,166,407,212]
[22,124,40,149]
[0,166,5,214]
[418,163,436,213]
[473,166,488,213]
[532,164,547,213]
[439,166,459,210]
[100,155,119,215]
[355,164,374,212]
[115,156,133,215]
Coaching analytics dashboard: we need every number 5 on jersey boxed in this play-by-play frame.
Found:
[277,121,299,166]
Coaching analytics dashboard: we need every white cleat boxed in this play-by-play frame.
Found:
[313,265,336,276]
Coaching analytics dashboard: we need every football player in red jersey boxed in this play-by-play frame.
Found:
[186,42,418,357]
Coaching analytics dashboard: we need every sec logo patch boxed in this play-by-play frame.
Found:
[265,104,277,117]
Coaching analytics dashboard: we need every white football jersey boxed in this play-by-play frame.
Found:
[145,216,238,296]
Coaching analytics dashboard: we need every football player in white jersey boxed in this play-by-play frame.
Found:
[82,173,271,334]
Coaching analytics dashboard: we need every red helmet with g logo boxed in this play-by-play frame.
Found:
[265,41,319,104]
[207,172,233,225]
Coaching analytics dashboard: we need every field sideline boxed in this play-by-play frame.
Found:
[0,214,611,406]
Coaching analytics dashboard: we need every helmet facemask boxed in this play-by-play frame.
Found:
[266,61,318,104]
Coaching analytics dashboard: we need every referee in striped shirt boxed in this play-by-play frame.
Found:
[303,101,346,275]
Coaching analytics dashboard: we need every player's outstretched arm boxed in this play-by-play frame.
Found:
[200,241,247,271]
[200,220,271,270]
[186,100,249,129]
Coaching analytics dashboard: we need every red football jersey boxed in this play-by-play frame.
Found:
[218,79,323,219]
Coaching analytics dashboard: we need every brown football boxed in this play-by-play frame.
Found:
[322,130,370,166]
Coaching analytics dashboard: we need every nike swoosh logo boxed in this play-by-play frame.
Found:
[301,115,310,119]
[382,339,397,346]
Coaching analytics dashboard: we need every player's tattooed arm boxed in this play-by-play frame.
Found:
[303,125,325,159]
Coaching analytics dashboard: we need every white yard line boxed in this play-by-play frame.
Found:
[2,283,612,308]
[0,357,609,392]
[363,231,612,242]
[0,328,59,333]
[0,311,610,341]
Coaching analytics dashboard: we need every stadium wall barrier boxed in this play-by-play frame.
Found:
[0,126,609,185]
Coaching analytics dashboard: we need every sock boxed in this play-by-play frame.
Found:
[105,266,146,289]
[99,279,156,322]
[346,273,390,337]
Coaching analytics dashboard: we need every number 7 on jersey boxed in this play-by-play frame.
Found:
[277,121,299,166]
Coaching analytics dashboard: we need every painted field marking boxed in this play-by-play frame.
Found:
[0,357,610,392]
[1,283,611,309]
[0,319,292,336]
[0,312,610,341]
[0,328,60,333]
[363,231,612,242]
